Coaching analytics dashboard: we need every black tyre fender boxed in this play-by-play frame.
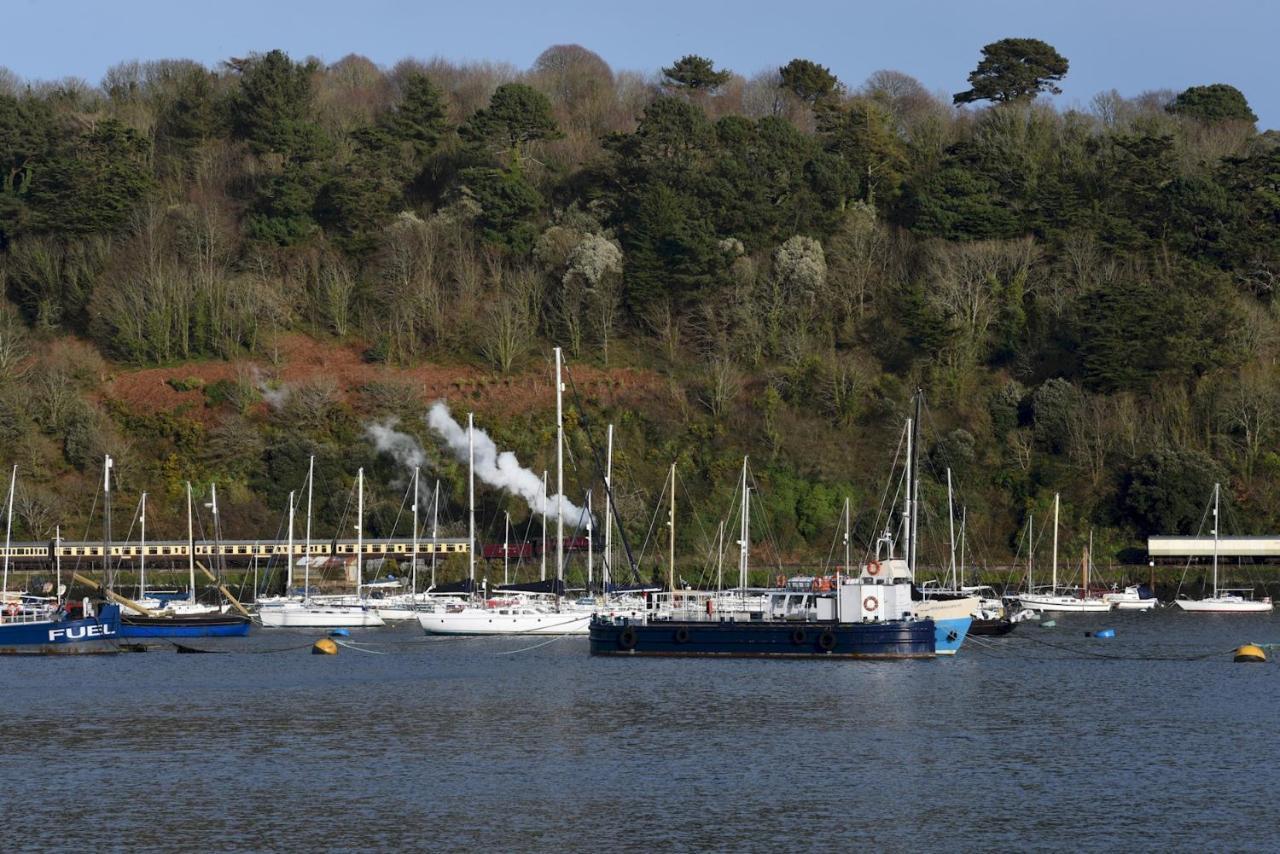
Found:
[790,627,807,645]
[618,626,638,651]
[818,629,837,652]
[674,627,691,644]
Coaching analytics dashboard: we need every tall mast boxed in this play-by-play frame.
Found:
[946,469,957,589]
[286,489,295,595]
[1052,493,1060,595]
[738,456,750,590]
[1086,529,1093,595]
[304,455,314,597]
[1027,513,1033,592]
[586,491,594,590]
[1212,482,1220,598]
[540,471,548,581]
[411,466,420,597]
[185,482,195,604]
[430,480,439,588]
[102,455,113,589]
[604,424,613,591]
[139,492,147,602]
[667,462,676,594]
[843,496,851,583]
[1,464,13,597]
[54,525,61,604]
[555,347,564,584]
[356,467,364,600]
[209,482,221,583]
[909,392,921,578]
[503,511,510,586]
[716,518,725,592]
[902,419,912,566]
[959,506,967,588]
[467,413,475,584]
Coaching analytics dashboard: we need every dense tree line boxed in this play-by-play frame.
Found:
[0,40,1275,576]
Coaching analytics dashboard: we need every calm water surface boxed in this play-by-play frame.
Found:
[1,610,1278,852]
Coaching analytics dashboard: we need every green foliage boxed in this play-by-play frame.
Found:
[459,166,543,252]
[460,83,561,165]
[1121,447,1224,536]
[662,55,732,92]
[1167,84,1257,124]
[230,49,327,160]
[953,38,1069,105]
[25,120,152,237]
[778,59,841,104]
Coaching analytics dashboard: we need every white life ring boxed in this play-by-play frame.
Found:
[863,595,878,612]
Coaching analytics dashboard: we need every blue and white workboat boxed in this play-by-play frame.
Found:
[0,603,123,654]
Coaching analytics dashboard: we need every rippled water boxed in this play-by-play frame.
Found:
[1,610,1277,852]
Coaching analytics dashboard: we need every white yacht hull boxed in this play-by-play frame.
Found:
[1174,597,1273,613]
[1108,598,1159,611]
[1016,594,1113,613]
[417,608,591,635]
[258,603,386,628]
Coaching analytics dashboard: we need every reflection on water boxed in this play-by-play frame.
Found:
[0,610,1276,851]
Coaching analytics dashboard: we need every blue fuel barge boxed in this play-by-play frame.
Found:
[0,603,122,654]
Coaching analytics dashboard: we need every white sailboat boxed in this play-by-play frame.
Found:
[1174,483,1272,613]
[259,466,385,628]
[419,348,591,636]
[1015,494,1112,613]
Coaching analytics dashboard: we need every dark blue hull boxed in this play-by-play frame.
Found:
[119,613,251,638]
[589,616,935,659]
[0,605,122,654]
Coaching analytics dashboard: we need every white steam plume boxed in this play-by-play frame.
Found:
[366,418,429,475]
[426,401,590,528]
[252,367,289,410]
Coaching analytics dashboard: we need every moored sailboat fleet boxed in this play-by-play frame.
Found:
[0,350,1274,655]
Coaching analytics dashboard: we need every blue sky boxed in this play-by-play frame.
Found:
[8,0,1276,127]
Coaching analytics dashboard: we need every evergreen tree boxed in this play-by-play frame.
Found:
[661,55,732,93]
[953,38,1069,104]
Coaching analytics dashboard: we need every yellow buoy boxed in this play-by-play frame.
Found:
[312,638,339,655]
[1234,644,1266,663]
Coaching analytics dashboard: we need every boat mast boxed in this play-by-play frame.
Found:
[667,462,676,594]
[54,525,61,604]
[959,506,967,588]
[902,418,912,567]
[209,482,222,584]
[1208,483,1218,599]
[411,466,420,597]
[1052,493,1059,595]
[540,471,548,581]
[430,480,439,588]
[467,413,475,585]
[555,347,565,584]
[1085,529,1093,595]
[356,467,364,600]
[586,491,594,590]
[1027,513,1033,592]
[185,482,195,604]
[909,392,921,578]
[843,496,851,584]
[286,489,295,595]
[304,455,314,600]
[139,492,147,602]
[1,464,13,598]
[604,424,613,592]
[716,518,725,592]
[947,469,957,589]
[738,456,750,590]
[503,511,510,586]
[103,455,113,590]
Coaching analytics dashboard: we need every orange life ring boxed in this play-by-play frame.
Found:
[776,574,787,588]
[866,561,882,577]
[863,595,878,612]
[4,603,19,617]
